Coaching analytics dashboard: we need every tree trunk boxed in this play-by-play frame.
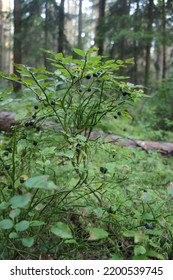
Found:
[13,0,22,91]
[144,0,154,87]
[133,0,140,84]
[0,0,3,71]
[162,0,166,79]
[95,0,106,56]
[58,0,65,53]
[44,0,48,68]
[77,0,83,49]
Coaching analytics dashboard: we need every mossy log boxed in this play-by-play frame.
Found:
[0,111,173,155]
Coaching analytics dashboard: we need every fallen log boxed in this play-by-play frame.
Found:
[89,130,173,156]
[0,111,173,155]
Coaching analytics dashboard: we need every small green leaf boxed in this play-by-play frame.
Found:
[88,227,109,241]
[22,237,34,247]
[50,222,73,239]
[9,232,19,239]
[0,202,9,210]
[112,254,124,260]
[9,208,21,219]
[0,219,13,230]
[134,245,146,256]
[10,193,32,209]
[167,182,173,195]
[73,48,85,57]
[30,220,45,227]
[25,175,60,190]
[55,53,63,60]
[41,147,56,156]
[15,220,30,232]
[64,239,77,244]
[142,213,154,221]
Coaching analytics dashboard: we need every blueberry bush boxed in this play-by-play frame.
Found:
[0,48,173,260]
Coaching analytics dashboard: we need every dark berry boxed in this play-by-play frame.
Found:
[143,189,147,192]
[28,120,35,126]
[25,122,29,127]
[8,184,13,189]
[122,91,130,97]
[117,111,121,116]
[85,74,91,79]
[51,100,55,106]
[32,114,37,119]
[88,88,91,92]
[20,177,25,184]
[114,116,118,119]
[76,147,81,153]
[79,89,82,93]
[107,207,114,214]
[34,105,38,110]
[100,167,108,174]
[93,72,99,77]
[33,141,38,146]
[36,126,41,132]
[145,223,152,229]
[5,165,11,170]
[4,151,9,156]
[6,147,12,153]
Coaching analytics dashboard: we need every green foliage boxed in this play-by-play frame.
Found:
[0,48,173,260]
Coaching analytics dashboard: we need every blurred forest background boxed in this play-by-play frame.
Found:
[0,0,173,133]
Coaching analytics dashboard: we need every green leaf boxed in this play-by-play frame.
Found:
[87,47,99,54]
[0,219,13,230]
[50,222,73,239]
[30,220,45,227]
[9,208,21,219]
[167,182,173,195]
[0,202,9,210]
[76,134,87,142]
[134,232,148,243]
[142,213,154,221]
[41,147,56,156]
[15,220,30,232]
[55,53,63,60]
[25,175,60,190]
[112,254,124,260]
[73,48,85,57]
[57,150,74,159]
[9,232,19,239]
[134,245,146,256]
[21,237,34,247]
[64,239,77,244]
[88,227,109,241]
[146,250,165,260]
[9,193,32,209]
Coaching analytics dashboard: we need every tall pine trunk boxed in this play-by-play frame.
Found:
[95,0,106,56]
[77,0,83,49]
[58,0,65,53]
[162,0,166,79]
[13,0,22,91]
[144,0,154,87]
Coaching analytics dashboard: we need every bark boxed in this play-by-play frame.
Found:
[95,0,106,56]
[13,0,22,91]
[0,0,3,71]
[58,0,65,53]
[44,0,48,68]
[1,111,173,155]
[161,0,166,79]
[77,0,83,49]
[144,0,154,87]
